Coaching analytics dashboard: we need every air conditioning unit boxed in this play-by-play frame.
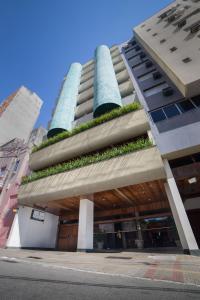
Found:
[168,15,176,22]
[177,19,186,28]
[135,45,141,52]
[131,41,136,46]
[162,87,174,97]
[159,12,167,19]
[145,61,153,68]
[140,52,146,59]
[153,71,162,80]
[190,23,200,34]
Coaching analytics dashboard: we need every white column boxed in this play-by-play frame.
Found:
[135,211,143,241]
[77,196,94,252]
[164,159,199,255]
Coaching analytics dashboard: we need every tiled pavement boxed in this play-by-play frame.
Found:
[0,249,200,286]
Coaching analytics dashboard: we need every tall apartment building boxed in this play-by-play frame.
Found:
[0,87,44,247]
[0,86,42,146]
[7,0,200,255]
[0,128,47,247]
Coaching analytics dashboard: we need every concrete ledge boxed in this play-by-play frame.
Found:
[19,147,166,206]
[114,60,126,74]
[30,109,149,171]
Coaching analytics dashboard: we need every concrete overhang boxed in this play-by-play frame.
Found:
[19,147,166,207]
[30,109,149,171]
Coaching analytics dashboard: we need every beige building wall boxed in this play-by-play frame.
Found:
[134,0,200,97]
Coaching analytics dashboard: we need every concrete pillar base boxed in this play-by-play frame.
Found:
[183,249,200,256]
[77,196,94,251]
[77,249,94,253]
[163,159,199,254]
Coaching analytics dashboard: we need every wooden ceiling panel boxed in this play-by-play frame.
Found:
[44,179,168,216]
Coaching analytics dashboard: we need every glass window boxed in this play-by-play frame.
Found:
[138,72,153,82]
[151,109,166,123]
[163,104,180,118]
[191,95,200,107]
[144,83,168,97]
[177,100,195,113]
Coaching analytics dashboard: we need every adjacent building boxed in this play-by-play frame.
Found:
[7,0,200,255]
[0,86,42,146]
[0,87,44,247]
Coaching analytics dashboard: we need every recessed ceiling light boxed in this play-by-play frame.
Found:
[188,177,197,184]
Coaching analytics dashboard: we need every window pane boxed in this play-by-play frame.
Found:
[177,100,195,113]
[138,72,153,82]
[144,83,168,97]
[192,95,200,107]
[151,110,166,123]
[163,104,180,118]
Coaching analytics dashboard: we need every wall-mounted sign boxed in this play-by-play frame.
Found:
[31,209,45,222]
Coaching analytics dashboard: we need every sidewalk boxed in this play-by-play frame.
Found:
[0,248,200,286]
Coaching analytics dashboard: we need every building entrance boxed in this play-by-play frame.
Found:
[94,215,179,251]
[57,223,78,251]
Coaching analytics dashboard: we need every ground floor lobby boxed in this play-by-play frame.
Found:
[7,171,200,256]
[58,211,180,252]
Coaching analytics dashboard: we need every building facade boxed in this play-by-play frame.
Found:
[0,128,47,247]
[0,86,42,146]
[0,87,44,247]
[7,0,200,255]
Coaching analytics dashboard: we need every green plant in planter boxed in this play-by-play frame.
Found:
[32,102,141,153]
[22,138,152,185]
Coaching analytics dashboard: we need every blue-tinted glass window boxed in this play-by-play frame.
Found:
[151,109,166,123]
[163,104,180,118]
[177,100,195,113]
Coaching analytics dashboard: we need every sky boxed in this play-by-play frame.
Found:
[0,0,172,129]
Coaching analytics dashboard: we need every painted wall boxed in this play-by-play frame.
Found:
[7,206,59,249]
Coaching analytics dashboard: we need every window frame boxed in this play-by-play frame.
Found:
[31,209,45,222]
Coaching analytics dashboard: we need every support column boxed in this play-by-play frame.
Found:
[135,211,144,249]
[164,159,200,256]
[77,195,94,252]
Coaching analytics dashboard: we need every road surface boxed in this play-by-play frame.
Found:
[0,258,200,299]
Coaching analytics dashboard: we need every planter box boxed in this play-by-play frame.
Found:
[19,147,166,207]
[30,109,149,171]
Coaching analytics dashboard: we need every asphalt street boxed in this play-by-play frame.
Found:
[0,259,200,300]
